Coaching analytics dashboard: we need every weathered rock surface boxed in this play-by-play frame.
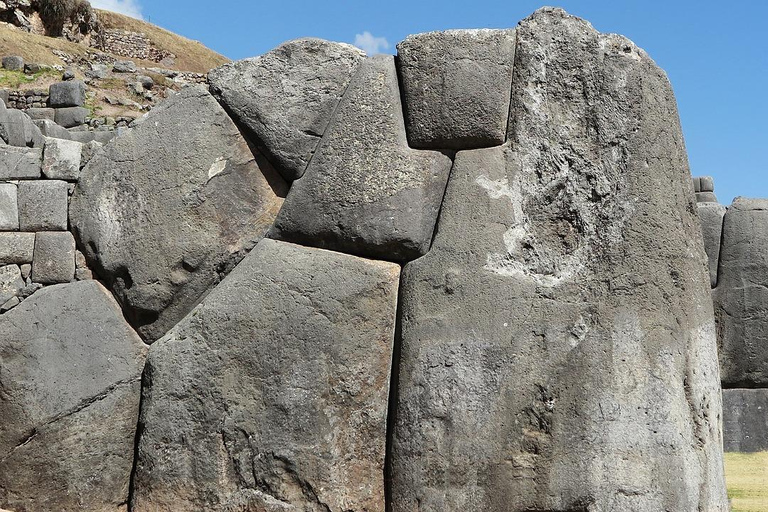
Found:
[698,202,726,288]
[723,389,768,453]
[270,55,453,262]
[0,183,18,230]
[48,80,86,108]
[32,231,76,284]
[132,238,399,511]
[0,145,41,179]
[0,232,35,264]
[209,38,365,181]
[714,198,768,387]
[0,108,44,148]
[54,106,89,128]
[17,179,68,231]
[0,280,147,512]
[42,136,82,180]
[390,8,727,511]
[70,85,287,342]
[397,29,516,149]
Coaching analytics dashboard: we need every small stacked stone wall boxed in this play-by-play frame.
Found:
[4,89,50,110]
[92,29,175,63]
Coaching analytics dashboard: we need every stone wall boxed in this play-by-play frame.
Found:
[92,29,175,63]
[2,88,49,110]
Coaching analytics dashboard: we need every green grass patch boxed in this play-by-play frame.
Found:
[725,452,768,512]
[0,68,60,89]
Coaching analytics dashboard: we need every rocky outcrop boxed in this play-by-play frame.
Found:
[0,280,147,511]
[70,85,287,342]
[132,239,399,511]
[390,9,727,511]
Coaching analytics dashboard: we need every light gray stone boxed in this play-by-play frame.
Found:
[0,232,34,264]
[1,56,23,71]
[132,238,399,512]
[54,106,89,128]
[32,231,76,284]
[698,202,726,288]
[113,60,137,73]
[33,118,72,140]
[700,175,715,193]
[79,140,102,168]
[723,389,768,453]
[42,137,82,180]
[0,264,23,304]
[270,55,453,262]
[1,109,44,148]
[397,29,516,149]
[693,176,702,192]
[390,9,727,511]
[70,85,287,342]
[17,179,68,231]
[0,280,147,511]
[19,263,30,280]
[0,295,19,312]
[0,145,41,179]
[48,80,85,107]
[697,191,718,203]
[25,107,55,121]
[714,198,768,387]
[0,182,18,230]
[209,38,365,181]
[85,63,108,79]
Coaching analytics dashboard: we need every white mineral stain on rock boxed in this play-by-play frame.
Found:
[207,157,228,180]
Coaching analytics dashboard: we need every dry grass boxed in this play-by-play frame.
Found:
[0,23,90,65]
[725,452,768,512]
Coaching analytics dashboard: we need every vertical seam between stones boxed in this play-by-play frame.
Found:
[428,154,456,251]
[714,208,727,289]
[126,361,148,511]
[384,268,405,512]
[503,28,520,145]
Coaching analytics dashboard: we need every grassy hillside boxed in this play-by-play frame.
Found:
[725,452,768,512]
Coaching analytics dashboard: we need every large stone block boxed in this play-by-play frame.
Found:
[1,56,24,72]
[714,198,768,387]
[209,38,365,181]
[0,280,147,511]
[397,29,516,149]
[1,109,44,148]
[32,231,76,284]
[389,9,727,511]
[70,85,287,342]
[0,183,18,230]
[0,146,41,179]
[48,80,86,108]
[17,179,68,231]
[270,55,453,263]
[33,118,72,140]
[698,202,726,288]
[54,106,89,128]
[0,264,23,304]
[26,107,56,121]
[42,137,83,180]
[132,239,399,511]
[0,232,35,264]
[723,389,768,453]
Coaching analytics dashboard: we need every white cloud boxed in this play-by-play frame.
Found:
[88,0,144,20]
[354,31,390,55]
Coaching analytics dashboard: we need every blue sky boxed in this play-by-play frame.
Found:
[92,0,767,204]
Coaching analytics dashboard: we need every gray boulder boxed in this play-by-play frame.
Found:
[70,85,287,342]
[390,9,728,511]
[113,60,137,73]
[0,108,44,148]
[54,106,89,128]
[0,280,147,512]
[722,389,768,453]
[1,56,23,71]
[132,239,399,511]
[698,202,726,287]
[48,80,86,108]
[270,55,453,262]
[209,38,365,181]
[397,29,516,149]
[31,231,76,284]
[714,198,768,387]
[33,118,72,140]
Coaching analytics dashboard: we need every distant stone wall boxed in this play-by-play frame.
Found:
[92,29,175,63]
[3,89,49,110]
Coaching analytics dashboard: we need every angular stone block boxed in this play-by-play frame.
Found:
[0,183,18,231]
[390,9,727,511]
[26,107,55,121]
[42,137,83,180]
[0,232,35,264]
[698,202,726,287]
[0,264,23,304]
[33,118,72,140]
[2,56,24,72]
[48,80,86,108]
[132,239,399,511]
[80,140,103,168]
[0,280,147,511]
[700,175,715,193]
[17,180,69,231]
[31,231,76,284]
[723,389,768,453]
[715,198,768,387]
[397,29,516,149]
[270,55,453,262]
[1,109,44,148]
[0,146,41,179]
[54,106,89,128]
[209,38,365,181]
[697,191,718,203]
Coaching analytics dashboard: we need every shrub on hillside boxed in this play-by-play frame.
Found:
[35,0,95,37]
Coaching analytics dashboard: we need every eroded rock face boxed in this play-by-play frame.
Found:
[132,239,399,511]
[714,198,768,387]
[270,55,453,263]
[209,38,365,181]
[722,389,768,453]
[0,280,147,512]
[389,9,727,511]
[70,85,287,342]
[697,202,726,288]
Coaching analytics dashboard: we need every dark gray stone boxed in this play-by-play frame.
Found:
[70,85,287,342]
[0,145,41,179]
[132,239,399,511]
[17,179,68,231]
[390,9,727,511]
[33,118,72,140]
[700,175,715,193]
[0,280,147,511]
[0,182,18,230]
[698,202,726,288]
[54,106,89,128]
[270,55,453,263]
[714,198,768,387]
[80,140,103,168]
[26,107,55,121]
[697,191,718,203]
[48,80,86,108]
[0,232,35,265]
[209,38,365,181]
[0,109,44,148]
[32,231,76,284]
[1,56,24,71]
[62,67,75,81]
[723,389,768,453]
[397,29,516,149]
